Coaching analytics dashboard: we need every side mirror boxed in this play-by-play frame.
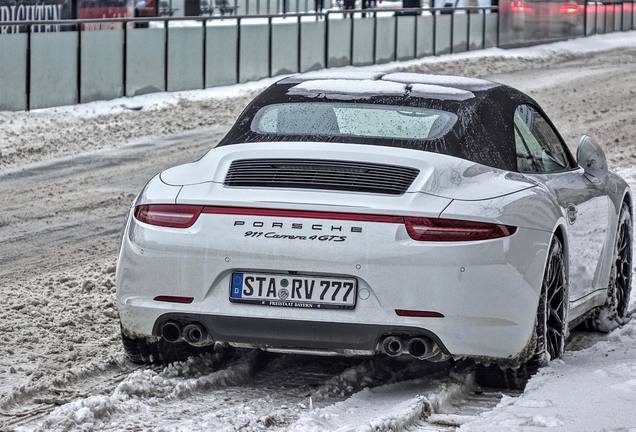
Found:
[577,135,608,182]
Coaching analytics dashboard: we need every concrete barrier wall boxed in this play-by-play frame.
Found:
[81,29,124,103]
[468,12,484,50]
[327,17,351,67]
[416,15,434,57]
[168,27,204,91]
[30,31,78,109]
[10,8,620,111]
[435,14,451,54]
[239,21,269,82]
[271,21,299,75]
[396,15,415,61]
[452,13,467,53]
[206,25,238,86]
[299,20,324,71]
[375,16,395,63]
[127,28,165,96]
[352,17,373,66]
[0,33,27,111]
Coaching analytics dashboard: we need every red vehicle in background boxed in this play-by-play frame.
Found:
[500,0,584,40]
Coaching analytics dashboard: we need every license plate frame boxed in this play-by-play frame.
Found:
[229,272,357,310]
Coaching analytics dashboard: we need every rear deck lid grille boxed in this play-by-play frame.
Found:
[224,159,419,195]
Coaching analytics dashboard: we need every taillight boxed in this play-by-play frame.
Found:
[134,204,203,228]
[404,217,516,242]
[559,3,580,14]
[510,1,534,13]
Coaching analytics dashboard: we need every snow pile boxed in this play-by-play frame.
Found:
[460,319,636,431]
[289,376,468,432]
[40,351,257,431]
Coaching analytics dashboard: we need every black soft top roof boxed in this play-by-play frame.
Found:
[218,72,543,172]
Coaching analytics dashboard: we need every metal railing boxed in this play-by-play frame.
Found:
[0,6,499,110]
[1,1,635,111]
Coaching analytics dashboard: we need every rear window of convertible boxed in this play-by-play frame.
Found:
[250,102,458,141]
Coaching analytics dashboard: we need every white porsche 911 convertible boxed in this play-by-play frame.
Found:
[116,72,632,387]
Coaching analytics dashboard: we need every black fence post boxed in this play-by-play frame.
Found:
[236,17,241,83]
[621,0,624,30]
[77,22,82,104]
[432,10,437,55]
[450,10,454,54]
[496,6,500,47]
[595,0,598,34]
[297,14,302,72]
[268,15,273,76]
[481,7,486,49]
[583,0,588,36]
[324,12,329,67]
[413,13,418,59]
[202,19,207,89]
[26,23,31,111]
[350,10,354,65]
[164,20,169,91]
[393,11,398,61]
[466,8,470,51]
[123,20,127,97]
[372,10,377,63]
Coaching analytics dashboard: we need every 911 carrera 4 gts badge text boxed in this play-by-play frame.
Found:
[244,231,347,242]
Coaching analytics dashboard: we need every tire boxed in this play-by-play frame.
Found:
[121,329,217,365]
[585,203,633,332]
[475,236,568,389]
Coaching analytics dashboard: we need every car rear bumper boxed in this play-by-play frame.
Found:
[117,211,553,360]
[143,312,448,355]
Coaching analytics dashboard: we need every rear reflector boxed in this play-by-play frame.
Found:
[396,309,444,318]
[404,217,516,242]
[153,295,194,304]
[133,204,516,241]
[134,204,203,228]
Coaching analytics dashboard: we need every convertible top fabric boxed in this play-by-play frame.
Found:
[218,74,551,172]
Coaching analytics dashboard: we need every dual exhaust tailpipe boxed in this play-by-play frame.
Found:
[381,335,446,361]
[160,321,213,347]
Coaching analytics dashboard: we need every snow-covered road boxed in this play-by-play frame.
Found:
[2,32,636,431]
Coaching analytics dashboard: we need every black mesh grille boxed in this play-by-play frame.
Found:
[224,159,419,195]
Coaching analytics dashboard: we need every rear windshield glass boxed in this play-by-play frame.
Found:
[250,102,458,141]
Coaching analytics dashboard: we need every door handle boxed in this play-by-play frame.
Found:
[566,204,578,225]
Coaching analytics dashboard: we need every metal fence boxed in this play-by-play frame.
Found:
[0,2,634,111]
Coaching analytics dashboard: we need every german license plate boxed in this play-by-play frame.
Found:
[229,272,357,310]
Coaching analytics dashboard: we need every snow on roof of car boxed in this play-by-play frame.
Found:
[381,73,498,90]
[286,79,407,100]
[281,70,386,83]
[409,84,475,101]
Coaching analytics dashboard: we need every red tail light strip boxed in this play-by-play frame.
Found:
[134,204,516,241]
[395,309,445,318]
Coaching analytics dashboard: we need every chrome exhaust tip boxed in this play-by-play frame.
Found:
[182,323,211,347]
[381,336,403,357]
[406,337,435,360]
[160,321,182,343]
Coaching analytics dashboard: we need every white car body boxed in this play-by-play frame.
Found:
[116,73,630,363]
